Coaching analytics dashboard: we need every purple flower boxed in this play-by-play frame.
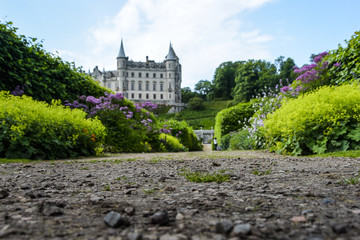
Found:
[333,62,341,67]
[280,86,291,93]
[10,85,24,96]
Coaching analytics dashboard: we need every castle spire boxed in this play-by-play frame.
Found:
[117,39,126,58]
[166,42,177,60]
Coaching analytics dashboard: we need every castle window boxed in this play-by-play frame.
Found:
[153,82,156,91]
[153,73,156,78]
[146,81,149,91]
[138,81,142,91]
[131,93,134,99]
[160,94,163,99]
[146,94,149,99]
[126,72,128,77]
[153,94,156,99]
[131,81,135,91]
[169,94,171,99]
[125,81,129,90]
[131,72,134,77]
[107,83,111,89]
[125,93,128,98]
[139,94,142,99]
[168,63,171,68]
[146,73,149,78]
[160,73,163,78]
[169,73,171,78]
[138,72,142,78]
[122,71,125,76]
[160,82,164,91]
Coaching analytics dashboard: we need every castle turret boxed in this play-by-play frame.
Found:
[117,39,127,92]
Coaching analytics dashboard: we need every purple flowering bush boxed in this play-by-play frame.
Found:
[65,93,163,153]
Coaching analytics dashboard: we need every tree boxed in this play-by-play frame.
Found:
[232,60,277,103]
[212,61,243,100]
[278,57,297,82]
[181,87,200,103]
[194,80,214,100]
[188,97,204,110]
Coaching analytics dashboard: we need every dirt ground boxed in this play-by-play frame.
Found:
[1,150,360,240]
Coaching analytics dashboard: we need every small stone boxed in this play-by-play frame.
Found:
[215,220,233,234]
[176,213,184,220]
[20,184,30,190]
[128,232,143,240]
[124,207,135,216]
[42,205,64,216]
[212,162,221,167]
[150,211,169,225]
[104,211,130,228]
[291,216,307,223]
[331,223,347,234]
[165,186,176,192]
[322,198,335,204]
[25,191,36,199]
[232,223,252,236]
[159,234,187,240]
[0,189,9,199]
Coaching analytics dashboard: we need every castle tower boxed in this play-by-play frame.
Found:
[165,43,181,103]
[117,39,127,92]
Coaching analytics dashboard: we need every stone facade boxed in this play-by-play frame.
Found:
[90,40,185,113]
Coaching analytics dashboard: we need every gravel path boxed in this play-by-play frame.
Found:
[1,150,360,240]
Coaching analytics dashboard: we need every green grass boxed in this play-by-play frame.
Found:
[341,171,360,185]
[0,158,36,164]
[251,168,272,176]
[307,150,360,158]
[179,169,231,183]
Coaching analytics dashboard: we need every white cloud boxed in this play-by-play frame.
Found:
[84,0,274,89]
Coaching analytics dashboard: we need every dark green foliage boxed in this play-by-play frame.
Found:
[232,60,277,103]
[214,102,254,140]
[194,80,214,100]
[212,61,243,99]
[0,21,108,103]
[275,56,297,82]
[181,87,200,103]
[188,97,204,110]
[326,31,360,85]
[219,134,231,151]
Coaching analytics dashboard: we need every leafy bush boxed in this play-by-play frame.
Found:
[264,83,360,155]
[159,133,185,152]
[0,21,108,103]
[0,91,106,159]
[229,129,255,150]
[66,94,162,153]
[158,119,202,151]
[219,133,231,151]
[188,97,204,110]
[214,102,254,140]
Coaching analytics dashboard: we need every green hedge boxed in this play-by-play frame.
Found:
[0,21,108,103]
[0,92,106,159]
[214,102,254,140]
[159,133,185,152]
[264,83,360,155]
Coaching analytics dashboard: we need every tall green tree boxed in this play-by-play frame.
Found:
[181,87,200,103]
[212,61,243,100]
[194,80,214,100]
[232,60,277,103]
[275,56,297,82]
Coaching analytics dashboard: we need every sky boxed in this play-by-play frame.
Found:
[1,0,360,90]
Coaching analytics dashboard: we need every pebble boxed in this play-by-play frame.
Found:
[291,216,307,223]
[232,224,252,236]
[103,211,130,228]
[128,232,143,240]
[159,234,187,240]
[215,220,233,234]
[0,189,9,199]
[331,223,347,234]
[42,205,64,216]
[322,198,335,204]
[124,207,135,216]
[150,211,169,225]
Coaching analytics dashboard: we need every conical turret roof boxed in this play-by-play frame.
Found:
[166,43,177,60]
[117,39,126,58]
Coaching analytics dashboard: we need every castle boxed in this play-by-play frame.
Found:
[90,40,184,113]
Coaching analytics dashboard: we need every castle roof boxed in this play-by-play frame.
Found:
[117,39,126,58]
[165,43,177,61]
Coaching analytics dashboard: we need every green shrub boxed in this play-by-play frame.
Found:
[188,97,204,110]
[159,133,185,152]
[214,102,254,140]
[0,91,106,159]
[229,129,255,150]
[0,21,108,103]
[159,119,202,151]
[219,134,231,151]
[264,83,360,155]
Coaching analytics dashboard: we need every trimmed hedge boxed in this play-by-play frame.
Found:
[214,102,254,140]
[159,133,185,152]
[0,91,106,159]
[264,83,360,155]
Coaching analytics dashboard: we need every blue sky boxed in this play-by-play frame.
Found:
[1,0,359,89]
